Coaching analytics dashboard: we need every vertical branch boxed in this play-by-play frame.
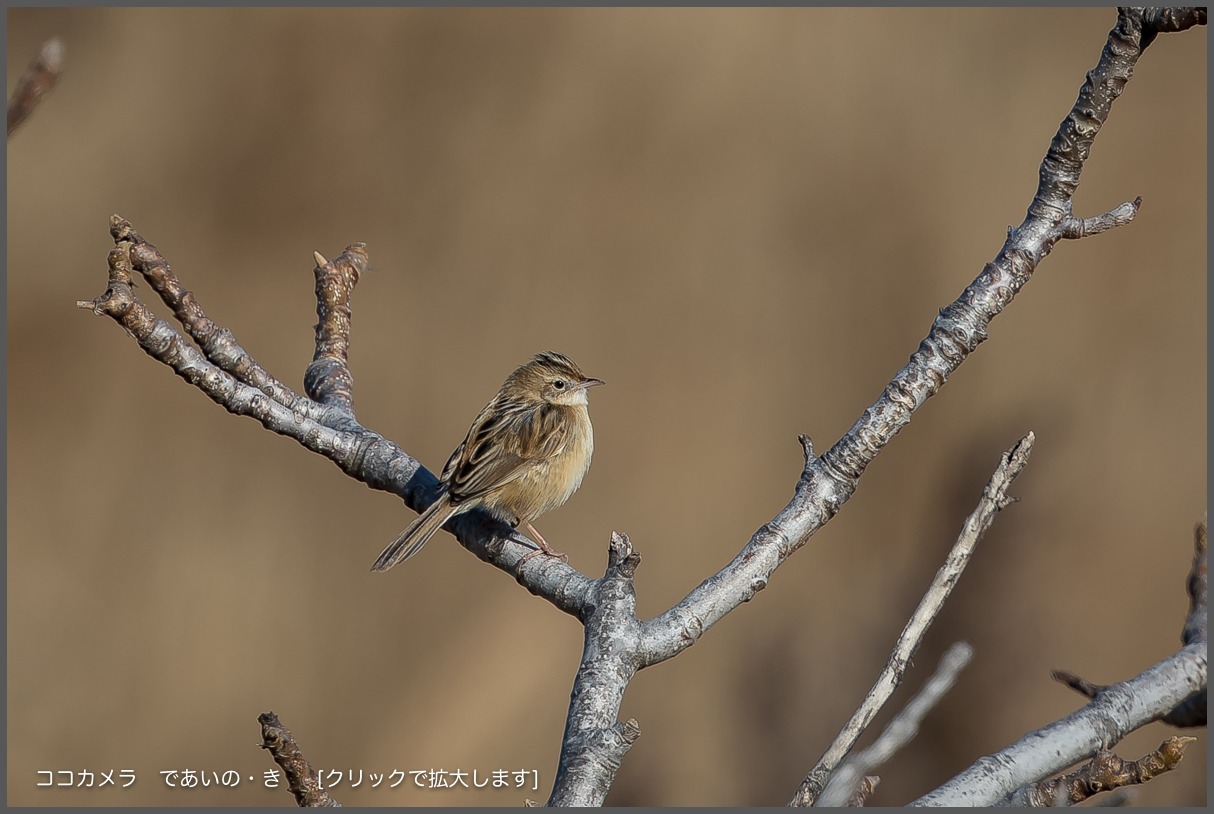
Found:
[305,246,367,414]
[548,533,644,806]
[258,711,341,807]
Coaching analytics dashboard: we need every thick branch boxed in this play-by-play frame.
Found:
[548,533,644,806]
[793,434,1033,806]
[638,7,1167,670]
[258,711,341,807]
[305,249,363,414]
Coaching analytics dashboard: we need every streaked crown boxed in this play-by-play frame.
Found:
[504,351,603,406]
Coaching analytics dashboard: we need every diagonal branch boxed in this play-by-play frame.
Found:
[793,433,1033,806]
[7,36,63,136]
[78,8,1204,807]
[79,217,599,618]
[637,6,1176,671]
[816,641,975,808]
[542,11,1208,792]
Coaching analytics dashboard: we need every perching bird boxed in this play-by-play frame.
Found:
[371,351,603,572]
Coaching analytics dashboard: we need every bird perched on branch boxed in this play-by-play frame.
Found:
[371,351,603,572]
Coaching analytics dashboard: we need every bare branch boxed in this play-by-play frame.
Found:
[7,37,63,136]
[82,5,1199,640]
[78,217,600,618]
[909,641,1206,806]
[1050,669,1106,702]
[76,9,1205,807]
[258,711,341,807]
[548,533,644,806]
[1058,198,1141,239]
[305,247,364,414]
[102,217,338,424]
[1167,520,1208,727]
[1138,7,1207,47]
[996,737,1197,807]
[75,228,380,474]
[965,518,1208,806]
[922,517,1206,805]
[639,6,1178,671]
[793,433,1033,806]
[1050,519,1207,728]
[817,642,974,807]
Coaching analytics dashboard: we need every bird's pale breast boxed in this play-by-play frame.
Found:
[484,403,594,522]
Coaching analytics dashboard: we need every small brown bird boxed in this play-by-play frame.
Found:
[371,351,603,572]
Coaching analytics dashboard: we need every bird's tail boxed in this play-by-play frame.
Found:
[370,496,460,572]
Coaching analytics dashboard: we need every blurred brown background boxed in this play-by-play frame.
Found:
[7,7,1206,808]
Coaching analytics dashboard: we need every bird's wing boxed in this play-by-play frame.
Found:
[442,402,571,502]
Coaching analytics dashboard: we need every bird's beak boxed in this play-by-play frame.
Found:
[579,377,605,389]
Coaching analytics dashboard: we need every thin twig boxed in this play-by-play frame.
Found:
[7,37,63,136]
[792,434,1033,806]
[817,642,974,807]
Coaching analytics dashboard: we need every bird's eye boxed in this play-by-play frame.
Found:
[553,380,566,390]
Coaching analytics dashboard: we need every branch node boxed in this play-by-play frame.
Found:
[617,718,642,744]
[1050,668,1106,700]
[799,433,816,465]
[1058,199,1140,239]
[608,531,641,577]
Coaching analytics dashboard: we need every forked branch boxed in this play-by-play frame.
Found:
[77,6,1204,807]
